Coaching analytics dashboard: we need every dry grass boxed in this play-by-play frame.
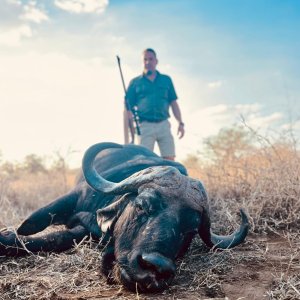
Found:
[187,142,300,234]
[1,135,300,299]
[0,169,77,227]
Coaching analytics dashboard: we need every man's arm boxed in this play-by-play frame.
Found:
[125,80,137,143]
[124,106,134,144]
[170,100,185,139]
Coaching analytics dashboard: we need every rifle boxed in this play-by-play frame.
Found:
[116,56,140,144]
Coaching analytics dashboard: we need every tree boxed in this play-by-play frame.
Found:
[22,154,46,174]
[203,126,254,164]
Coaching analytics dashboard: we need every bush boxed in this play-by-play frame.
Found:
[183,126,300,233]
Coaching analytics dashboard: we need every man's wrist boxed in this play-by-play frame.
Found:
[179,121,184,126]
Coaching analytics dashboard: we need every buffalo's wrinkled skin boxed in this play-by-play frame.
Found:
[0,142,249,292]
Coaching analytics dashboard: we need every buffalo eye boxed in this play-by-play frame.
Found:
[135,203,144,213]
[134,198,147,214]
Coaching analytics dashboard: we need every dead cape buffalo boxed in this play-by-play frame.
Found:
[0,142,249,292]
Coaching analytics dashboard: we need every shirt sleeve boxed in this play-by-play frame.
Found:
[168,77,178,102]
[125,79,136,110]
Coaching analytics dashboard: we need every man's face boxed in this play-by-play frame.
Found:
[143,51,158,74]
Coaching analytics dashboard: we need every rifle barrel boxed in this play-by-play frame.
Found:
[116,55,141,137]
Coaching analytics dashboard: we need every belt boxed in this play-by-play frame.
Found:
[140,119,166,123]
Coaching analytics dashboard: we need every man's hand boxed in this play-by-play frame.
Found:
[177,122,185,139]
[170,101,185,139]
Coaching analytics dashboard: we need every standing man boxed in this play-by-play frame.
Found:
[126,48,185,160]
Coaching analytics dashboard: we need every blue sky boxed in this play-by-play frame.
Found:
[0,0,299,166]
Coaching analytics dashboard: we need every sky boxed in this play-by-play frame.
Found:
[0,0,300,167]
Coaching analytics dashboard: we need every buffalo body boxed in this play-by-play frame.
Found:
[0,142,249,292]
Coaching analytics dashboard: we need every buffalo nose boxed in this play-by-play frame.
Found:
[138,252,176,278]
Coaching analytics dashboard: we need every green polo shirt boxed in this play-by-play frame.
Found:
[125,71,178,122]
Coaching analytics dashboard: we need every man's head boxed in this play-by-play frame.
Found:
[143,48,158,76]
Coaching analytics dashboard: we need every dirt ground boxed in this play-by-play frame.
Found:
[2,232,296,300]
[93,235,298,300]
[220,234,299,300]
[74,234,299,300]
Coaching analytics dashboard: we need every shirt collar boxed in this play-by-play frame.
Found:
[142,70,160,81]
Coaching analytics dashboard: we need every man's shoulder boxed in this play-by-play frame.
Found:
[129,74,144,85]
[158,72,171,79]
[157,72,173,85]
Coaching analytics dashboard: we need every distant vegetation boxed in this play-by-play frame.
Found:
[0,152,77,226]
[0,152,74,177]
[183,126,300,233]
[1,126,299,231]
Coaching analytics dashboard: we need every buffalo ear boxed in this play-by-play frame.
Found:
[97,193,132,234]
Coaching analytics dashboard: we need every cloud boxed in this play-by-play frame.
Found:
[208,80,223,89]
[20,3,49,24]
[5,0,21,6]
[0,0,22,24]
[0,1,48,47]
[0,24,32,46]
[246,112,283,129]
[234,103,262,114]
[281,119,300,132]
[173,102,285,160]
[200,104,228,115]
[54,0,109,14]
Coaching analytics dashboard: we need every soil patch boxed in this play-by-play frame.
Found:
[2,233,298,300]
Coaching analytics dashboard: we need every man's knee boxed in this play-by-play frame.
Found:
[139,136,155,151]
[162,156,175,161]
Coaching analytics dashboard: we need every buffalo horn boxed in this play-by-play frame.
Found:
[82,142,157,195]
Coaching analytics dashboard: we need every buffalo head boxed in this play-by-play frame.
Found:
[82,143,249,292]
